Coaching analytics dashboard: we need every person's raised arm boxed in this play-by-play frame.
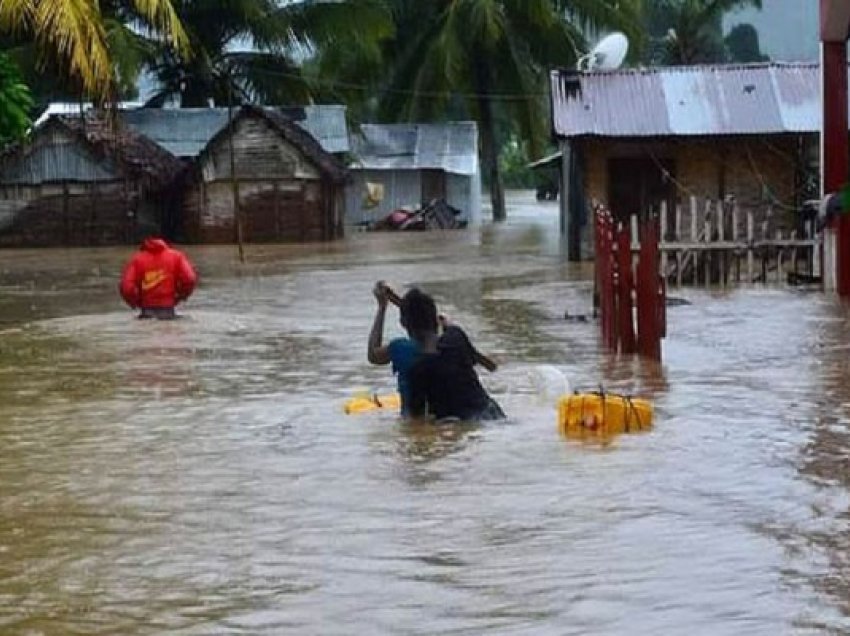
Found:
[368,281,392,365]
[438,316,498,372]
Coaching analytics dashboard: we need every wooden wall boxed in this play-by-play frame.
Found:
[579,136,804,222]
[182,116,343,244]
[0,181,161,247]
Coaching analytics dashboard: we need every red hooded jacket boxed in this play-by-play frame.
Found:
[120,238,198,309]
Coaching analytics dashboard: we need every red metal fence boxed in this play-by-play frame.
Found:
[595,206,665,361]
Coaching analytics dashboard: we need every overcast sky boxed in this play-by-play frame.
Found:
[723,0,819,62]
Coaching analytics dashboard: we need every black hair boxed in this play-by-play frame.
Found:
[400,288,438,335]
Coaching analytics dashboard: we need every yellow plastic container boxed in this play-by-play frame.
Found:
[344,393,401,415]
[557,393,653,438]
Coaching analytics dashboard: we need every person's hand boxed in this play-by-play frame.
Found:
[373,280,390,307]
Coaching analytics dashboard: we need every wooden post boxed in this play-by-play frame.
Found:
[617,223,636,354]
[822,39,850,295]
[777,229,784,283]
[704,200,712,287]
[791,230,798,279]
[660,200,668,283]
[732,200,740,283]
[675,203,683,288]
[630,213,639,251]
[717,200,725,287]
[227,85,245,263]
[636,215,662,360]
[690,196,698,285]
[596,208,617,351]
[747,210,755,284]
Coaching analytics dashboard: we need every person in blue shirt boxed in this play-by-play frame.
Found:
[367,282,432,415]
[367,281,502,419]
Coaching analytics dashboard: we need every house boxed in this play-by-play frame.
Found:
[0,113,182,247]
[179,105,348,243]
[549,62,823,260]
[119,105,350,160]
[346,122,481,226]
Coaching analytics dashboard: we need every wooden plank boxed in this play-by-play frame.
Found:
[704,200,712,287]
[660,201,668,281]
[645,239,819,251]
[790,230,798,278]
[675,203,682,242]
[690,196,698,286]
[675,204,683,287]
[747,210,754,284]
[717,200,725,287]
[631,213,639,251]
[732,201,740,283]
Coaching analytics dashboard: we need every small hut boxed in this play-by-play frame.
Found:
[346,122,481,227]
[181,105,348,243]
[0,114,182,247]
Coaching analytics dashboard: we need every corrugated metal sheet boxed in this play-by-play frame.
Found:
[551,63,826,138]
[351,122,479,175]
[118,105,349,157]
[0,139,117,184]
[344,170,477,225]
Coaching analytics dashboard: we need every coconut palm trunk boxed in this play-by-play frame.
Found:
[475,73,506,222]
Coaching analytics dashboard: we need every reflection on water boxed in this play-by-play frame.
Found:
[2,193,850,633]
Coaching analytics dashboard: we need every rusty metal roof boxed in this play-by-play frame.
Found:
[0,113,183,188]
[550,63,823,138]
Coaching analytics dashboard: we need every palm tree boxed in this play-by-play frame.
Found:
[317,0,640,222]
[0,0,187,102]
[644,0,762,65]
[0,52,32,143]
[138,0,392,107]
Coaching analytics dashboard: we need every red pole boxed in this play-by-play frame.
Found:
[636,217,662,360]
[616,223,636,354]
[822,40,850,295]
[595,208,616,351]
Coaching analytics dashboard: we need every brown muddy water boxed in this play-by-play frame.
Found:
[2,192,850,635]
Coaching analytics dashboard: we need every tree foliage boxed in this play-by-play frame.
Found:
[643,0,762,65]
[0,51,32,144]
[314,0,640,221]
[0,0,188,102]
[725,23,768,63]
[134,0,392,107]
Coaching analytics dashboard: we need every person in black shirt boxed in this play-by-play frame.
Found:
[406,293,505,422]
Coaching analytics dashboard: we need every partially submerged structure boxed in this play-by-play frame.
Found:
[179,105,348,243]
[549,63,822,259]
[346,122,481,226]
[120,105,350,160]
[0,114,182,246]
[0,105,350,247]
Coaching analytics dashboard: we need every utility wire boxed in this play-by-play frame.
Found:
[241,64,552,101]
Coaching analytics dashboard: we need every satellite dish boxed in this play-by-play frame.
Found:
[577,32,629,71]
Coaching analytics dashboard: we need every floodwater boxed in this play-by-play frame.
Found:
[2,191,850,635]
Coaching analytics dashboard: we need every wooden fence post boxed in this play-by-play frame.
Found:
[617,222,636,354]
[636,215,662,361]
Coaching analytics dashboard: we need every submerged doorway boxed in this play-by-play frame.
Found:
[608,157,676,223]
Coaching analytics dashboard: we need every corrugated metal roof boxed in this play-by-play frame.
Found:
[351,122,479,175]
[550,62,825,138]
[1,114,183,187]
[117,105,349,157]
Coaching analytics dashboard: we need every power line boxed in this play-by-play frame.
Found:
[241,64,551,101]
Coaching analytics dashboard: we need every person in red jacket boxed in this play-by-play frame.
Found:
[120,237,198,319]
